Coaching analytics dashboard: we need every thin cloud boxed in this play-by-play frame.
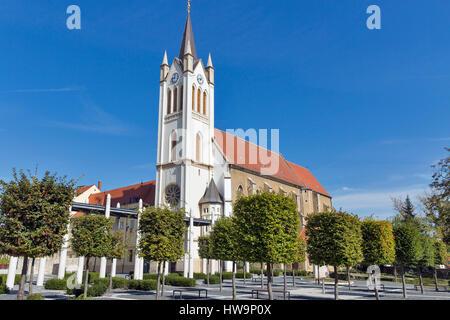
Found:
[381,137,450,145]
[48,99,133,136]
[333,185,429,218]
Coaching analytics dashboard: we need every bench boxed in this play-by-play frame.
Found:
[251,289,290,300]
[414,284,449,292]
[172,288,208,299]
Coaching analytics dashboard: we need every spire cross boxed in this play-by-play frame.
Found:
[188,0,191,13]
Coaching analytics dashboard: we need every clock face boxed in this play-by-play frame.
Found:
[171,73,179,84]
[197,74,204,85]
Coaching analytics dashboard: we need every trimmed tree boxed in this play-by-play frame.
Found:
[291,236,306,288]
[198,235,214,286]
[361,219,396,299]
[71,215,114,298]
[0,169,76,300]
[211,217,240,300]
[233,192,300,300]
[433,240,448,291]
[106,233,126,291]
[306,210,363,300]
[417,234,435,294]
[138,206,186,300]
[393,221,423,299]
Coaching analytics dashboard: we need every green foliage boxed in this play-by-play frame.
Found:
[44,278,67,290]
[82,271,99,284]
[361,220,396,265]
[165,277,196,287]
[0,284,8,294]
[222,272,252,279]
[306,210,363,268]
[419,235,435,268]
[71,215,114,259]
[233,192,300,264]
[105,233,126,260]
[294,237,307,264]
[93,278,109,287]
[193,273,206,279]
[26,294,44,300]
[111,277,127,289]
[422,148,450,245]
[0,256,9,264]
[126,279,157,291]
[249,269,282,277]
[211,217,239,262]
[0,169,76,258]
[138,206,186,264]
[67,282,108,297]
[206,275,221,284]
[198,235,214,260]
[434,240,448,266]
[393,221,423,267]
[0,274,20,286]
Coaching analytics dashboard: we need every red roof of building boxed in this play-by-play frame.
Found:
[89,180,156,207]
[214,128,330,197]
[75,185,95,196]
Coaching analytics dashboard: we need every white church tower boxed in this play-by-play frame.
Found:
[155,7,218,274]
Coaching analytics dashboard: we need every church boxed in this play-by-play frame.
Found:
[7,8,332,283]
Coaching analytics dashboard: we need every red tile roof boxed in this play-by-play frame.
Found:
[214,128,330,197]
[89,181,156,207]
[75,185,95,196]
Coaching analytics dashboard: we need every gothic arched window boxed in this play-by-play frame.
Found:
[167,89,172,114]
[192,86,195,111]
[197,89,201,113]
[237,185,244,197]
[174,87,178,113]
[171,131,177,162]
[180,85,184,110]
[203,91,207,115]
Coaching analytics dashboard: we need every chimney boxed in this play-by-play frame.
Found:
[98,181,102,191]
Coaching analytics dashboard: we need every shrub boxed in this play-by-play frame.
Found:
[138,280,157,291]
[166,277,196,287]
[112,277,127,289]
[0,284,8,294]
[26,294,44,300]
[205,275,221,284]
[0,274,21,286]
[93,278,109,287]
[0,256,10,264]
[44,278,67,290]
[194,273,207,279]
[221,272,252,280]
[126,280,140,290]
[67,282,108,298]
[143,274,158,280]
[83,271,100,284]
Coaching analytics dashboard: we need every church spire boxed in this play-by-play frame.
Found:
[179,10,198,61]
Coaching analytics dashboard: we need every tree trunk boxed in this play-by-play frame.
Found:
[346,266,351,291]
[373,270,380,300]
[83,257,90,298]
[267,262,273,300]
[232,261,236,300]
[393,265,397,283]
[156,262,161,300]
[108,259,113,292]
[17,256,29,300]
[161,262,166,297]
[292,263,296,288]
[219,260,223,292]
[243,262,246,285]
[418,267,424,295]
[401,265,407,299]
[333,266,339,300]
[260,262,264,288]
[316,265,320,285]
[433,268,439,292]
[206,259,210,286]
[29,258,36,296]
[322,277,325,294]
[283,264,287,300]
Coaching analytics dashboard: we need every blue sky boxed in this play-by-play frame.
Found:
[0,0,449,218]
